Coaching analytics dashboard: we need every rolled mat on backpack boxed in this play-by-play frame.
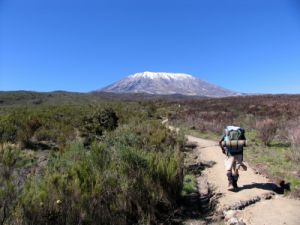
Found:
[221,140,247,147]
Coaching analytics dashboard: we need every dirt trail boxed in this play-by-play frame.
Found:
[186,135,300,225]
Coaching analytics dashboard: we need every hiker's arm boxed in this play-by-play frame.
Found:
[221,146,226,154]
[219,136,226,154]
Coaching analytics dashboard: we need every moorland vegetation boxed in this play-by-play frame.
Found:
[1,91,300,225]
[0,92,185,225]
[170,95,300,196]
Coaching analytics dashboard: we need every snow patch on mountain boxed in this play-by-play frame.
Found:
[129,71,194,80]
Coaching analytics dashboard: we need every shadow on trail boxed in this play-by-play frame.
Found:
[186,161,216,175]
[239,182,290,194]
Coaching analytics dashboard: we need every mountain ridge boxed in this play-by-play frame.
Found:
[100,71,240,97]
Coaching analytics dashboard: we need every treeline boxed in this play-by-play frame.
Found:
[0,101,184,224]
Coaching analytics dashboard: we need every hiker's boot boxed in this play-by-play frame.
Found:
[226,172,234,189]
[232,174,239,189]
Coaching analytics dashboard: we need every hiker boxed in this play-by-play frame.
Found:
[219,126,247,190]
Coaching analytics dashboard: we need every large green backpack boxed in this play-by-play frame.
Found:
[221,126,246,152]
[228,128,245,141]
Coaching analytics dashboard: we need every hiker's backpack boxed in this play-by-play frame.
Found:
[221,126,246,153]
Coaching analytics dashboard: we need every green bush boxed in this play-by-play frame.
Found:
[0,99,185,224]
[13,118,183,225]
[80,107,119,146]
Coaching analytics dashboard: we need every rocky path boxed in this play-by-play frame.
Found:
[186,135,300,225]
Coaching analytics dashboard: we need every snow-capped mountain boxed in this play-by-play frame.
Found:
[100,71,240,97]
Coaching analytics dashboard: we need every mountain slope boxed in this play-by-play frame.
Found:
[100,72,239,97]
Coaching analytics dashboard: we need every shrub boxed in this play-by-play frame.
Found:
[255,118,278,145]
[34,127,57,142]
[0,98,185,224]
[0,145,20,224]
[286,118,300,162]
[19,143,123,225]
[146,102,157,118]
[80,107,119,146]
[0,105,86,148]
[16,117,42,149]
[0,115,19,144]
[15,120,184,225]
[287,118,300,147]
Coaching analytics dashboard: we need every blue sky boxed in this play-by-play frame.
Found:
[0,0,300,93]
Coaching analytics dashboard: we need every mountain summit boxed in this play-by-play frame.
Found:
[101,72,239,97]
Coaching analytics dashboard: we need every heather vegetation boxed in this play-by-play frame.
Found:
[170,95,300,195]
[1,91,300,224]
[0,93,185,225]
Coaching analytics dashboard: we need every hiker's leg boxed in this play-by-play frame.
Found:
[231,160,238,188]
[232,160,237,175]
[226,171,234,188]
[234,154,243,175]
[240,153,247,171]
[232,155,243,188]
[225,156,234,187]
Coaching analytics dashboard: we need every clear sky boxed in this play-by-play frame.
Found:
[0,0,300,93]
